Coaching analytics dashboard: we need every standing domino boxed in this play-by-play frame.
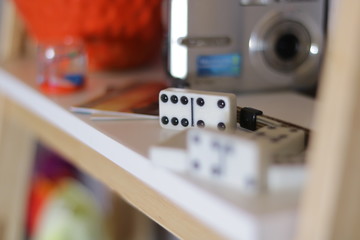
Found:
[159,88,237,131]
[187,126,306,194]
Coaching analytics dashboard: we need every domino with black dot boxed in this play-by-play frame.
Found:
[187,126,306,194]
[159,88,237,132]
[253,125,306,160]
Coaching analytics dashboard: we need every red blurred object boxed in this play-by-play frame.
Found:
[39,82,84,94]
[26,177,56,236]
[26,144,78,236]
[14,0,164,70]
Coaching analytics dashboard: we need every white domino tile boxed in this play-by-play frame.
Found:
[187,127,306,194]
[159,88,237,132]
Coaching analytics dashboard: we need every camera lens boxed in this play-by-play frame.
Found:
[275,33,299,61]
[260,20,311,72]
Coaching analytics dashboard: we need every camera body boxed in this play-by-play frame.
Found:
[167,0,327,93]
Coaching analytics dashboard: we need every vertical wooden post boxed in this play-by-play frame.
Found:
[0,97,36,240]
[0,93,5,240]
[0,93,5,153]
[0,0,27,62]
[296,1,360,240]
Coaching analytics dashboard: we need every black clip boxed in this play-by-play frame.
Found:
[239,107,263,131]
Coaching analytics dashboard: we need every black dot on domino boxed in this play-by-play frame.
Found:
[192,134,200,144]
[181,118,189,127]
[171,95,178,104]
[217,122,226,131]
[192,160,200,170]
[289,128,298,132]
[161,116,169,125]
[225,145,233,153]
[245,177,257,187]
[279,134,287,139]
[180,96,188,105]
[160,94,168,103]
[212,166,222,176]
[256,131,266,136]
[197,120,205,128]
[212,141,220,149]
[196,97,205,106]
[171,117,179,126]
[217,99,226,109]
[271,137,281,143]
[270,134,288,143]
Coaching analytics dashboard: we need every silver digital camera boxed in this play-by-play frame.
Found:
[167,0,328,93]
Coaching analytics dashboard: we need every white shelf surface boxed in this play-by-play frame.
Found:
[0,60,315,240]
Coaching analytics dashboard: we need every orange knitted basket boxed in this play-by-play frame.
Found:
[13,0,164,70]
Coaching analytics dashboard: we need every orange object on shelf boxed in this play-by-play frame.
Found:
[13,0,164,70]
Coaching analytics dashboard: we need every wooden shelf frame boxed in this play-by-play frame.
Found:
[0,68,225,239]
[0,92,36,240]
[0,93,223,240]
[296,1,360,239]
[1,1,360,239]
[0,60,317,239]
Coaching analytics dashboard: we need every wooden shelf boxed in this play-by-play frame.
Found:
[3,2,360,239]
[0,59,315,240]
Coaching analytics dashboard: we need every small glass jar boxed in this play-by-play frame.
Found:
[37,41,87,94]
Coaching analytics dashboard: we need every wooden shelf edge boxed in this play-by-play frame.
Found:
[4,96,224,240]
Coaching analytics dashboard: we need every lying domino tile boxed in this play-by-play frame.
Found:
[186,126,306,195]
[253,126,306,160]
[159,88,237,132]
[149,130,188,172]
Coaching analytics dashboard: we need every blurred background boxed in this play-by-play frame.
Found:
[0,0,166,70]
[0,0,340,239]
[0,0,176,239]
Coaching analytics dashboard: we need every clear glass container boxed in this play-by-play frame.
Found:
[37,41,87,94]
